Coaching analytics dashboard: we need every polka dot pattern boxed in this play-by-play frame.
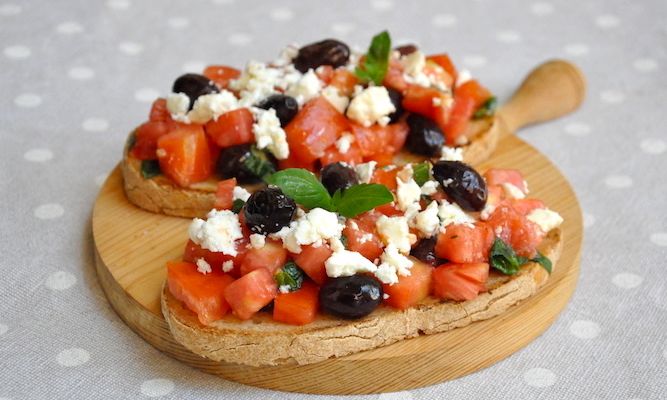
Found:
[370,0,393,11]
[134,88,160,103]
[633,58,658,72]
[107,0,130,10]
[530,2,554,16]
[56,348,90,367]
[82,118,109,132]
[182,60,207,73]
[167,17,189,29]
[270,8,293,21]
[523,368,557,387]
[331,22,355,35]
[564,43,589,56]
[45,271,77,290]
[14,93,42,108]
[0,323,7,336]
[569,320,600,339]
[432,13,457,27]
[604,175,633,189]
[4,45,30,59]
[68,66,95,80]
[34,203,64,219]
[0,3,21,16]
[600,90,625,104]
[650,233,667,247]
[639,138,666,154]
[56,21,84,34]
[496,30,522,43]
[612,273,643,289]
[583,213,595,228]
[564,122,591,136]
[118,41,143,55]
[595,14,620,29]
[24,148,53,162]
[227,33,252,46]
[462,55,487,68]
[140,379,175,397]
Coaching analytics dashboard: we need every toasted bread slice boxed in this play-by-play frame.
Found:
[121,117,498,218]
[161,227,561,367]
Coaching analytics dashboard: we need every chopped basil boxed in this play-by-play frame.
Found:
[473,97,497,119]
[231,199,245,214]
[531,251,552,274]
[490,237,552,275]
[333,183,394,218]
[274,262,304,292]
[412,161,431,186]
[355,30,392,85]
[140,159,161,179]
[243,146,276,181]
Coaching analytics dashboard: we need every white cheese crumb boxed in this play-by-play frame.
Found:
[396,164,414,182]
[273,44,299,67]
[414,201,440,237]
[526,208,563,233]
[354,161,377,184]
[252,108,290,159]
[232,186,251,202]
[222,260,234,273]
[188,210,243,255]
[325,249,378,278]
[480,202,497,221]
[438,200,475,229]
[335,133,354,154]
[249,233,266,249]
[346,86,396,127]
[166,92,191,121]
[278,208,345,253]
[440,145,464,161]
[396,178,422,211]
[196,258,212,275]
[231,61,282,107]
[420,180,439,196]
[455,69,473,88]
[375,244,414,285]
[279,285,291,294]
[322,86,350,114]
[286,69,322,105]
[400,51,426,76]
[501,182,526,199]
[187,91,239,124]
[376,215,415,254]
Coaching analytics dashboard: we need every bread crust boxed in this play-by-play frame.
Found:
[162,228,562,367]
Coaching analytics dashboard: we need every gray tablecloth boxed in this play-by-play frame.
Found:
[1,0,666,398]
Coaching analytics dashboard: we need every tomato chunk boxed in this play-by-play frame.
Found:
[426,54,457,79]
[131,121,170,160]
[350,121,408,159]
[205,108,254,148]
[183,239,247,278]
[157,125,212,187]
[285,97,349,163]
[330,68,358,96]
[441,95,475,144]
[402,85,449,121]
[277,155,317,172]
[320,142,363,166]
[167,261,234,325]
[149,98,171,122]
[344,218,384,261]
[224,268,277,320]
[432,262,489,301]
[435,223,494,263]
[240,240,288,276]
[203,65,241,89]
[486,203,544,258]
[273,281,320,325]
[383,260,433,309]
[456,80,492,109]
[292,244,331,285]
[214,178,236,210]
[370,167,399,191]
[383,59,408,92]
[484,169,527,193]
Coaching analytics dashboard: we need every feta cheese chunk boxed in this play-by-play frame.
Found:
[526,208,563,233]
[252,108,290,159]
[438,200,475,229]
[346,86,396,127]
[414,201,440,237]
[420,180,439,196]
[279,285,291,294]
[455,69,472,88]
[196,258,212,275]
[322,86,350,114]
[376,215,416,254]
[166,92,191,120]
[222,260,234,273]
[188,210,243,255]
[440,145,464,161]
[277,208,345,253]
[325,249,378,278]
[354,161,377,184]
[286,69,322,105]
[232,186,251,202]
[188,91,239,124]
[335,133,354,154]
[501,182,526,199]
[231,61,282,107]
[249,233,266,249]
[400,51,426,77]
[396,177,422,211]
[375,244,414,285]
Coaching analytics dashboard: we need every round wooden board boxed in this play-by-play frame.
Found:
[92,129,582,395]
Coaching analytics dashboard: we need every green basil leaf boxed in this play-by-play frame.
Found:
[531,252,552,274]
[265,168,333,210]
[412,162,431,186]
[473,96,498,119]
[140,159,161,179]
[489,237,528,275]
[333,183,394,218]
[354,30,391,85]
[244,145,276,181]
[275,261,304,292]
[231,199,245,214]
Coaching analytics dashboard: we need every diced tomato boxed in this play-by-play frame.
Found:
[432,262,489,301]
[423,60,454,89]
[183,239,247,278]
[456,80,492,109]
[383,260,433,309]
[157,125,212,187]
[240,240,288,276]
[350,120,409,159]
[486,203,544,258]
[203,65,241,89]
[167,261,234,325]
[370,167,399,191]
[214,178,236,210]
[402,85,449,121]
[329,68,358,96]
[374,202,402,216]
[435,223,494,263]
[320,142,363,166]
[277,155,317,172]
[285,97,349,163]
[484,169,527,193]
[344,218,384,261]
[365,152,395,167]
[426,54,457,79]
[131,121,170,160]
[511,199,546,216]
[486,185,504,210]
[273,281,319,325]
[205,108,254,148]
[441,95,475,144]
[316,65,334,84]
[383,59,408,92]
[224,268,277,320]
[292,244,331,285]
[387,120,410,151]
[149,98,171,122]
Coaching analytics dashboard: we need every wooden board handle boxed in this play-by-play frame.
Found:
[499,60,586,133]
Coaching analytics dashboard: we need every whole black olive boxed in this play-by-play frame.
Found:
[410,237,441,266]
[216,144,276,184]
[172,73,220,110]
[320,162,358,196]
[432,160,487,211]
[293,39,350,73]
[256,94,299,126]
[319,276,383,319]
[394,44,418,56]
[244,187,296,235]
[386,88,404,123]
[405,114,445,157]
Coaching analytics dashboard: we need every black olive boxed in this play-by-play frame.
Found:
[410,237,441,266]
[244,187,296,235]
[319,276,383,319]
[293,39,350,73]
[216,144,277,184]
[172,73,220,110]
[394,44,418,56]
[320,162,358,196]
[387,88,404,123]
[432,160,487,211]
[256,94,299,127]
[405,114,445,157]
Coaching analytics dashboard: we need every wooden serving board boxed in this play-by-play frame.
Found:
[92,60,585,394]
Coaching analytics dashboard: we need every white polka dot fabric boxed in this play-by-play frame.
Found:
[1,0,665,399]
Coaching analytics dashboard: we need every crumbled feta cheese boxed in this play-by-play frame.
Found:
[438,200,475,229]
[354,161,376,184]
[249,233,266,249]
[278,208,345,253]
[166,92,190,120]
[403,202,422,222]
[196,258,212,275]
[383,293,390,300]
[232,186,251,202]
[526,208,563,233]
[396,178,422,211]
[222,260,234,273]
[396,164,414,182]
[420,180,439,196]
[432,97,442,106]
[480,202,497,221]
[273,44,299,67]
[252,108,290,159]
[414,201,440,237]
[376,215,415,254]
[455,69,472,88]
[375,244,414,285]
[322,86,350,114]
[501,182,526,199]
[325,249,378,278]
[329,236,345,252]
[440,178,454,187]
[188,210,243,255]
[346,86,396,127]
[335,133,354,154]
[231,61,283,107]
[440,146,464,161]
[400,51,426,76]
[286,69,322,105]
[188,91,239,124]
[279,285,291,294]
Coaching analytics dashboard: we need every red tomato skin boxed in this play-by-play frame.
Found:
[277,155,317,172]
[292,244,331,285]
[316,65,334,84]
[426,54,457,79]
[131,121,170,160]
[456,80,492,108]
[224,268,278,320]
[402,85,449,121]
[205,108,254,148]
[239,240,288,276]
[320,142,363,166]
[156,125,212,187]
[167,261,234,325]
[432,262,489,301]
[382,260,433,310]
[330,68,358,96]
[183,239,247,278]
[214,178,236,210]
[511,199,546,216]
[435,223,494,264]
[486,203,544,258]
[370,167,399,191]
[344,219,384,261]
[484,169,527,193]
[149,98,171,122]
[383,59,408,92]
[203,65,241,89]
[442,95,475,144]
[273,282,320,325]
